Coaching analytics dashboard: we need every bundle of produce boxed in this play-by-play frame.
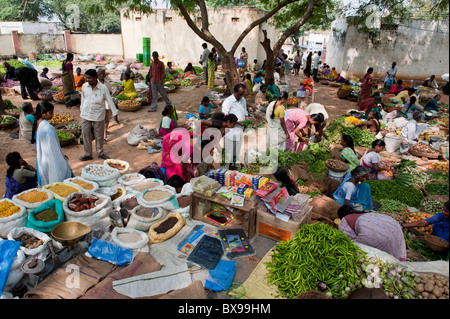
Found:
[395,167,430,189]
[56,130,73,141]
[395,173,414,188]
[193,66,203,75]
[405,212,433,234]
[265,223,367,299]
[180,78,193,86]
[393,159,416,171]
[377,199,408,215]
[424,182,450,196]
[428,161,449,172]
[0,115,16,125]
[164,73,174,82]
[415,274,449,299]
[342,126,377,148]
[365,180,423,208]
[49,113,73,125]
[115,94,131,101]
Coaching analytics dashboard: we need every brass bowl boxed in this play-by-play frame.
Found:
[51,221,91,245]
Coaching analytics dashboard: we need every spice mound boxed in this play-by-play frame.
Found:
[47,184,79,198]
[0,201,21,218]
[18,190,49,203]
[117,232,143,243]
[143,190,171,202]
[34,208,58,222]
[154,217,179,234]
[70,179,94,190]
[132,180,161,192]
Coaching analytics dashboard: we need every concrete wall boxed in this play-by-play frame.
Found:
[0,22,62,34]
[0,34,15,56]
[19,34,66,54]
[326,18,450,81]
[120,8,279,66]
[70,33,123,56]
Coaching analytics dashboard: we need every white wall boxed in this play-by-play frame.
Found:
[0,22,61,34]
[326,18,450,80]
[120,8,279,67]
[0,34,14,55]
[70,33,123,56]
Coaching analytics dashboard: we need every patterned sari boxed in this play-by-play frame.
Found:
[207,59,216,91]
[161,129,195,182]
[62,61,76,108]
[5,175,37,199]
[333,175,374,210]
[340,147,360,172]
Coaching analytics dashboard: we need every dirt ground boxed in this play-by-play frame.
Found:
[1,62,448,197]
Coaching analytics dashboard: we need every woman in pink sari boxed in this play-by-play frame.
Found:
[285,108,310,151]
[161,128,195,182]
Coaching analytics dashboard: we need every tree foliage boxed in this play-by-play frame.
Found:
[0,0,49,21]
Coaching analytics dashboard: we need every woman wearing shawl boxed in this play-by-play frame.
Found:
[340,135,360,172]
[31,101,73,186]
[61,53,77,108]
[338,205,407,261]
[358,108,381,135]
[358,67,374,108]
[161,128,195,182]
[333,165,374,211]
[360,139,392,180]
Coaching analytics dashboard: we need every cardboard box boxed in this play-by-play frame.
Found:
[256,205,312,242]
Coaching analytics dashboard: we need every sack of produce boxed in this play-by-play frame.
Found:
[12,188,54,212]
[117,173,146,187]
[308,195,342,220]
[111,227,149,250]
[42,182,82,202]
[137,185,179,211]
[63,192,112,230]
[110,185,127,205]
[113,193,139,211]
[104,159,130,175]
[147,211,185,244]
[64,176,99,193]
[81,164,121,187]
[0,199,27,238]
[127,178,164,194]
[7,227,63,260]
[127,205,167,232]
[26,199,65,233]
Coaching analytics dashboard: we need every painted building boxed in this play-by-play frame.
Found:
[326,18,449,80]
[120,8,279,67]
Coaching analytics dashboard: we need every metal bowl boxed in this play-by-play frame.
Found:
[95,187,118,197]
[51,221,91,245]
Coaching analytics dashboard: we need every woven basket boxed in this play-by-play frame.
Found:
[424,234,449,253]
[53,96,65,104]
[423,181,449,197]
[325,159,349,172]
[296,291,332,299]
[420,195,449,212]
[118,101,141,112]
[409,144,441,159]
[38,94,53,101]
[0,120,15,128]
[406,249,429,262]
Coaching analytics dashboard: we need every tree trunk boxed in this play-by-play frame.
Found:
[0,89,5,115]
[220,53,240,91]
[260,30,275,85]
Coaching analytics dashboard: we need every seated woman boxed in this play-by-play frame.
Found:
[118,72,139,99]
[401,96,424,118]
[403,201,449,243]
[198,96,218,119]
[19,102,34,142]
[253,71,264,85]
[422,75,438,90]
[183,62,195,77]
[4,151,38,199]
[161,128,195,182]
[389,79,404,94]
[266,78,279,98]
[338,205,407,261]
[331,67,338,80]
[337,80,353,99]
[242,73,253,95]
[335,74,346,83]
[360,139,392,180]
[273,166,300,196]
[340,135,360,172]
[74,67,86,92]
[424,94,442,113]
[333,165,374,211]
[159,105,177,136]
[399,111,428,155]
[301,72,314,100]
[357,108,381,135]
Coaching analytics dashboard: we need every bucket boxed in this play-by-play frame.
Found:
[297,88,306,98]
[384,133,402,153]
[328,169,347,183]
[441,143,449,159]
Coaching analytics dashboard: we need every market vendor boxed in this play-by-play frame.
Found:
[199,113,238,158]
[399,111,428,154]
[255,84,269,112]
[403,201,449,243]
[333,165,374,211]
[117,72,139,99]
[285,108,325,152]
[304,102,328,140]
[301,72,315,101]
[358,67,374,108]
[266,91,289,150]
[120,66,135,82]
[14,66,42,100]
[396,87,419,104]
[340,135,360,172]
[253,71,264,86]
[242,73,253,95]
[198,96,218,119]
[74,67,86,91]
[4,151,37,199]
[2,62,18,81]
[19,102,34,142]
[337,80,353,99]
[161,128,195,182]
[273,166,300,196]
[360,139,392,180]
[159,105,177,136]
[165,61,176,75]
[266,78,279,98]
[401,96,424,118]
[389,79,404,94]
[338,205,407,261]
[424,94,442,113]
[357,108,381,135]
[422,75,439,90]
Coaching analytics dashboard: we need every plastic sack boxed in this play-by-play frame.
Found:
[127,124,153,146]
[26,199,65,233]
[104,159,130,176]
[64,176,99,193]
[0,199,27,238]
[127,206,167,232]
[87,238,133,266]
[204,259,237,292]
[12,187,54,212]
[81,164,121,187]
[63,192,112,230]
[118,173,146,187]
[137,185,179,211]
[111,227,148,251]
[0,240,21,297]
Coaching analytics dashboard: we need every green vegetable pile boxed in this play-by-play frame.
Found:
[426,171,449,184]
[241,119,252,128]
[193,66,203,75]
[265,223,367,299]
[377,199,407,214]
[164,73,174,82]
[421,198,445,215]
[56,130,73,141]
[180,78,193,86]
[424,182,449,196]
[0,60,28,75]
[115,94,130,101]
[2,99,16,110]
[0,115,16,124]
[365,179,423,208]
[342,125,377,148]
[36,60,62,68]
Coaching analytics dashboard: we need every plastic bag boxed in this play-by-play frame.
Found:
[127,124,152,146]
[0,199,27,238]
[87,238,133,266]
[26,199,66,233]
[0,240,22,297]
[205,259,237,292]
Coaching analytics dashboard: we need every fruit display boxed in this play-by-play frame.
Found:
[52,91,65,99]
[428,161,449,172]
[405,212,433,234]
[49,113,73,125]
[287,97,299,105]
[118,100,140,107]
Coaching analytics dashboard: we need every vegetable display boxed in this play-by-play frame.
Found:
[52,91,65,99]
[0,115,16,124]
[365,180,423,208]
[424,182,450,196]
[180,78,193,86]
[342,125,377,148]
[265,223,367,299]
[345,116,361,125]
[415,273,449,299]
[377,199,407,215]
[405,212,433,234]
[428,161,449,172]
[56,130,73,141]
[421,198,446,215]
[49,113,73,124]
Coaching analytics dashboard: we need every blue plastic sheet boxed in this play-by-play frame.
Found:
[0,240,22,296]
[204,259,236,292]
[87,238,133,266]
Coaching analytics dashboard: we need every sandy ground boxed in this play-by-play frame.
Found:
[1,62,448,197]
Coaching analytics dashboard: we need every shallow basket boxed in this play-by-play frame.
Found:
[38,94,53,101]
[424,234,449,253]
[0,121,15,128]
[420,194,449,213]
[118,102,141,112]
[329,82,341,88]
[296,291,332,299]
[409,144,441,159]
[423,181,449,197]
[325,159,349,173]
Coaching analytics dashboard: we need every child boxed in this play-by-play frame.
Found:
[159,105,177,136]
[273,166,299,196]
[198,96,217,119]
[4,152,38,199]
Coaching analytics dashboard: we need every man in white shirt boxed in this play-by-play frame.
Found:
[312,51,321,82]
[199,43,210,85]
[399,111,428,154]
[80,69,119,161]
[301,51,308,70]
[221,83,248,167]
[384,62,397,88]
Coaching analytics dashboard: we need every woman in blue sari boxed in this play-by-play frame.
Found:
[4,152,37,199]
[31,101,73,186]
[333,165,373,211]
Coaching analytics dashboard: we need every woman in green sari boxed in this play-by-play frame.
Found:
[61,53,77,108]
[340,134,360,172]
[207,53,216,94]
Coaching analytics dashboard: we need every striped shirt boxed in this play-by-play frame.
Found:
[148,60,166,84]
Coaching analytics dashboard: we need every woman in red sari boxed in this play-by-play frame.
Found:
[161,128,195,182]
[358,67,374,110]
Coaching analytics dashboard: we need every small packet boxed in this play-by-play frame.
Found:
[231,194,245,207]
